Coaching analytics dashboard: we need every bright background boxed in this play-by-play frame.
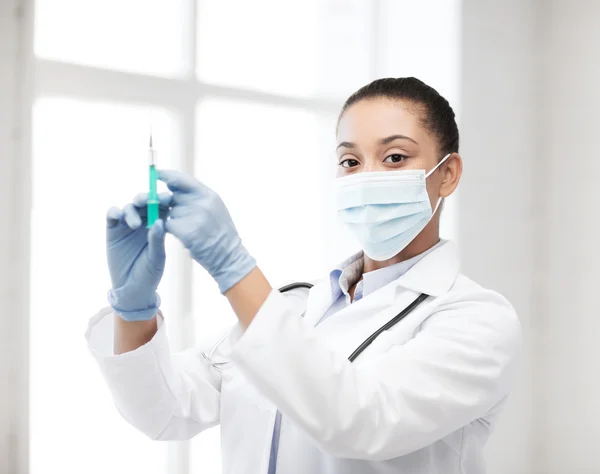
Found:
[2,0,599,473]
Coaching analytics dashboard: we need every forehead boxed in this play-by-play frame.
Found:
[337,98,430,145]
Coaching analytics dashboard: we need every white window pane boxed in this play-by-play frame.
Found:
[30,99,180,474]
[196,0,372,99]
[316,0,376,99]
[378,0,461,107]
[197,0,319,96]
[34,0,188,77]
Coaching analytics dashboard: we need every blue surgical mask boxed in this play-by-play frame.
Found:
[334,154,451,261]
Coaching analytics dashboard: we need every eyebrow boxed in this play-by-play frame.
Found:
[379,134,419,146]
[336,141,355,150]
[336,134,419,150]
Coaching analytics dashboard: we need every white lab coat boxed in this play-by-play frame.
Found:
[86,240,521,474]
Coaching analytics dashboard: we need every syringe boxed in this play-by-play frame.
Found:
[147,133,159,228]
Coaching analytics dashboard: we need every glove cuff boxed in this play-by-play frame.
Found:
[108,289,162,322]
[214,249,257,294]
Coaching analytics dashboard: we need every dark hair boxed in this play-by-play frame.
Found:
[339,77,459,157]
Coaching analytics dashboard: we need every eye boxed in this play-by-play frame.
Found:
[384,154,407,164]
[340,158,360,168]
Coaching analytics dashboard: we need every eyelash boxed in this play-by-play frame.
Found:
[339,153,409,168]
[383,154,408,164]
[339,158,360,168]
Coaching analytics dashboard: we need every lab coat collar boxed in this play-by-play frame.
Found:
[328,251,364,300]
[390,239,459,298]
[332,239,459,300]
[347,239,459,308]
[303,240,459,327]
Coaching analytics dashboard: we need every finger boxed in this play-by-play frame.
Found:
[163,218,186,242]
[158,192,173,207]
[133,192,173,209]
[147,219,166,264]
[131,194,149,218]
[158,169,203,194]
[132,192,148,208]
[123,203,142,229]
[106,207,124,229]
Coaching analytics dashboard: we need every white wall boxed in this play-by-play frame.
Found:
[462,1,600,473]
[0,0,32,473]
[537,1,600,472]
[460,1,539,473]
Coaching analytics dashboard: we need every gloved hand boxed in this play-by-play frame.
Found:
[157,169,256,293]
[106,193,172,321]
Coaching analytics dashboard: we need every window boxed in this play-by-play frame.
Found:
[30,1,459,473]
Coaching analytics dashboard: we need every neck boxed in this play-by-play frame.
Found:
[363,219,441,273]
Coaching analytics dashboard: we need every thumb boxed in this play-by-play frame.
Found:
[147,219,166,264]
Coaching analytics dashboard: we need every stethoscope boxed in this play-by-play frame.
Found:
[278,282,429,362]
[203,282,429,367]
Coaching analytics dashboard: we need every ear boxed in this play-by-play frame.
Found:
[439,153,462,198]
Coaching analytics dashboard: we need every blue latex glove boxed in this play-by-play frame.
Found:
[106,193,172,321]
[157,169,257,293]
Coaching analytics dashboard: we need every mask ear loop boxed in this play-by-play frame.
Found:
[432,196,443,215]
[426,153,452,216]
[425,153,452,179]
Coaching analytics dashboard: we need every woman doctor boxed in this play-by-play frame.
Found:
[87,77,521,474]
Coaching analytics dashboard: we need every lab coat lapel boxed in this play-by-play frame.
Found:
[306,240,460,360]
[302,279,337,327]
[313,284,423,359]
